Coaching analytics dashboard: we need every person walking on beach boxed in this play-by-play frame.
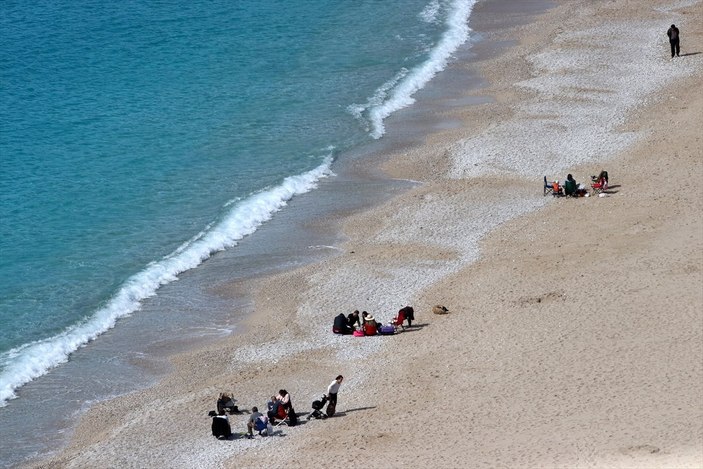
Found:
[326,375,343,416]
[667,24,680,58]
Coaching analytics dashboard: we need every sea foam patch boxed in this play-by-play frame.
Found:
[350,0,478,139]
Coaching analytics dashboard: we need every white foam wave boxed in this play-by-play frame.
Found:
[352,0,476,139]
[0,156,334,406]
[420,0,441,24]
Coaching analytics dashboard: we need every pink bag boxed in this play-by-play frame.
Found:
[353,329,365,337]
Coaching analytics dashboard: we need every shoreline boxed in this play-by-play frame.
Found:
[24,0,703,468]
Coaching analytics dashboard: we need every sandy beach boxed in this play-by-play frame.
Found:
[27,0,702,468]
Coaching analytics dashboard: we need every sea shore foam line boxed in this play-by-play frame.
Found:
[350,0,477,139]
[0,156,334,406]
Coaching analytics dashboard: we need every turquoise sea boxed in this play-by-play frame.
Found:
[1,0,478,464]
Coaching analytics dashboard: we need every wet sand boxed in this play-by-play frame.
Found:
[27,0,702,468]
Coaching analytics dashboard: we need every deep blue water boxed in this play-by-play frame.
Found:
[0,0,476,410]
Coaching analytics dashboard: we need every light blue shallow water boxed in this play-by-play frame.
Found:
[0,0,476,410]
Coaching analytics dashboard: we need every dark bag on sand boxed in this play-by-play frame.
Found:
[379,325,395,335]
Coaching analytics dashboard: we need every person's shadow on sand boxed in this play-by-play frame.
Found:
[678,52,701,57]
[602,184,621,195]
[330,406,377,418]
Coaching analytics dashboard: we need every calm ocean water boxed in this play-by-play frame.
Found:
[1,1,477,462]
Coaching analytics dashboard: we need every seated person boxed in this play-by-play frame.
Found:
[362,311,378,335]
[217,393,238,414]
[552,180,563,196]
[267,395,277,414]
[268,389,297,426]
[211,409,232,440]
[594,170,609,189]
[247,406,268,438]
[564,174,578,196]
[333,312,354,334]
[346,310,361,329]
[267,389,288,421]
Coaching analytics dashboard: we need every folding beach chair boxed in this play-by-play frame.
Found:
[273,404,289,427]
[543,176,554,196]
[590,171,609,196]
[544,176,562,196]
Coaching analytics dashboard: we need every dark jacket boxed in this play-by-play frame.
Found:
[211,416,232,439]
[667,26,679,41]
[333,313,353,334]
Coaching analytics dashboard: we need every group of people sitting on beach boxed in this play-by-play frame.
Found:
[332,306,414,336]
[547,170,609,197]
[210,377,345,440]
[210,389,296,440]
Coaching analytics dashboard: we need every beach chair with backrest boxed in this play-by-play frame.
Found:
[591,171,609,195]
[273,404,289,427]
[543,176,554,196]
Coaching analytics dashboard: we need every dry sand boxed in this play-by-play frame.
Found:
[28,0,702,468]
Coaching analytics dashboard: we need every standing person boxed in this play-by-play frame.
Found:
[325,375,343,416]
[667,24,680,58]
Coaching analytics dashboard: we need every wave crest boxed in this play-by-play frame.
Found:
[0,155,334,406]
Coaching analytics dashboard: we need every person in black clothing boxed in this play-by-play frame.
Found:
[211,409,232,440]
[667,24,680,58]
[398,306,415,327]
[333,312,354,334]
[216,392,237,414]
[346,310,361,329]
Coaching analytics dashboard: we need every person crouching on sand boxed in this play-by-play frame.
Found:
[246,406,267,438]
